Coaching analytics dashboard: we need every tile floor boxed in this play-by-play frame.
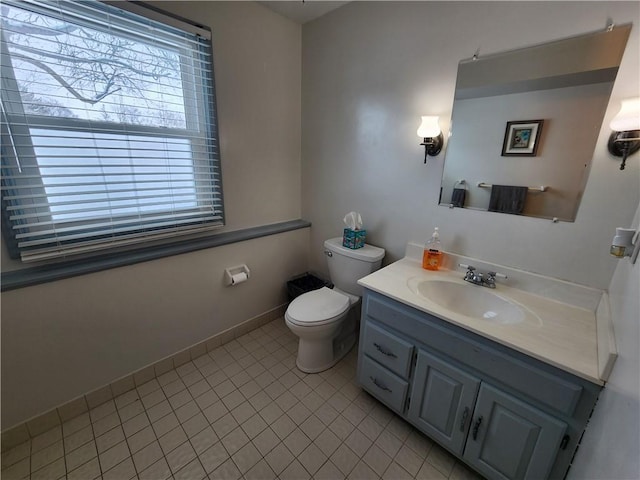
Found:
[1,318,484,480]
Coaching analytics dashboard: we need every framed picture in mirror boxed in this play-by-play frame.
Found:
[502,120,544,156]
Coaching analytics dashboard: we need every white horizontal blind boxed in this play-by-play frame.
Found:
[1,0,224,262]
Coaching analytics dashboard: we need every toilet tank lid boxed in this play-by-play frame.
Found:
[324,237,385,262]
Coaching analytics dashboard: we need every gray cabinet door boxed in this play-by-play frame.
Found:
[464,384,567,480]
[407,350,480,454]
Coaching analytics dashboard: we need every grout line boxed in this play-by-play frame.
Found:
[3,318,473,480]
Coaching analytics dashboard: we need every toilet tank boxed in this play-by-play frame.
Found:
[324,237,385,296]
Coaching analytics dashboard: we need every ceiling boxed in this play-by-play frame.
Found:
[259,1,349,24]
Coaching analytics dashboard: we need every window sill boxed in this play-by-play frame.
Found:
[1,219,311,292]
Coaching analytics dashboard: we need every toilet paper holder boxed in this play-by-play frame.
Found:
[224,264,251,286]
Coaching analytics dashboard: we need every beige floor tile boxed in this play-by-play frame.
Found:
[244,458,277,480]
[279,459,310,480]
[14,321,473,480]
[363,444,393,476]
[252,427,280,456]
[348,459,380,480]
[383,461,414,480]
[99,440,130,472]
[331,443,360,476]
[416,459,449,480]
[165,440,196,473]
[1,457,30,480]
[65,440,97,471]
[158,426,187,455]
[67,457,101,480]
[30,439,63,472]
[95,426,125,454]
[190,426,218,454]
[31,427,62,453]
[198,441,227,474]
[297,442,327,475]
[174,457,206,480]
[139,457,172,480]
[182,412,209,438]
[31,457,65,480]
[132,440,163,473]
[102,457,137,480]
[210,457,241,480]
[1,441,30,469]
[231,441,261,474]
[264,442,294,475]
[396,443,427,476]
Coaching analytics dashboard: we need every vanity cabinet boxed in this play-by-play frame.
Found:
[357,290,601,480]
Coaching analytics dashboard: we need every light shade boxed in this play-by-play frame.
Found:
[610,98,640,131]
[417,116,441,138]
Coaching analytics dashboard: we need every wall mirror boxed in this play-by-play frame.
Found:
[439,25,631,221]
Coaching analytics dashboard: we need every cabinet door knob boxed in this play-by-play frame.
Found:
[369,376,392,393]
[459,407,470,432]
[472,416,483,440]
[373,342,397,358]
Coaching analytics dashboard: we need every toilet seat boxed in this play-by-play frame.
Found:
[286,287,350,326]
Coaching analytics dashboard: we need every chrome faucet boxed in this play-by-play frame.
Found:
[460,264,507,289]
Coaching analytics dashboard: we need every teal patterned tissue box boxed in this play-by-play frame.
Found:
[343,228,366,249]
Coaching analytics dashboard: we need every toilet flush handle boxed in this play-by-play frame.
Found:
[324,250,333,257]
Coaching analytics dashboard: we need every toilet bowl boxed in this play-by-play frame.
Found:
[285,238,385,373]
[285,286,358,373]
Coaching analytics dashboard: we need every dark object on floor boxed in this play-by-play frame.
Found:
[287,273,330,300]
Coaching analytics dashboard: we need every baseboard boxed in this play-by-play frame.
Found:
[1,303,288,451]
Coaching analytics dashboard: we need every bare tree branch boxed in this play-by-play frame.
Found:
[11,52,120,104]
[10,43,172,80]
[0,12,78,36]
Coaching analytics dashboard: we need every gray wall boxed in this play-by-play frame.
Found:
[1,1,307,429]
[302,1,640,289]
[568,203,640,480]
[301,4,640,477]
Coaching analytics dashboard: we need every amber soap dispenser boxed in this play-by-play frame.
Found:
[422,227,443,270]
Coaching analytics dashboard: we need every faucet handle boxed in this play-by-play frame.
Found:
[460,264,477,282]
[487,271,508,280]
[484,271,507,288]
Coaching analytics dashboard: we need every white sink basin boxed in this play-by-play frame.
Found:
[407,278,540,326]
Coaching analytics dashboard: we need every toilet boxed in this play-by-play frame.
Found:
[285,237,385,373]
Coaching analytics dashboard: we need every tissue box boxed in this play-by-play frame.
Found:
[343,228,366,249]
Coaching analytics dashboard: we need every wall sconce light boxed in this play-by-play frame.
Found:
[610,227,639,264]
[417,115,444,163]
[607,97,640,171]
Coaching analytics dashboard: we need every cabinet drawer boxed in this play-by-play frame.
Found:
[359,356,409,413]
[362,322,414,378]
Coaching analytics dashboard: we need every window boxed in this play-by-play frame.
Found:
[1,0,224,263]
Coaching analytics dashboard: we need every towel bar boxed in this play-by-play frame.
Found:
[477,182,547,192]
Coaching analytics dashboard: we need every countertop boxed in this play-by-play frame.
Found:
[358,253,609,386]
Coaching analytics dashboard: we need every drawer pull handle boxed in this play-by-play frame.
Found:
[472,416,483,440]
[459,407,470,432]
[373,342,397,358]
[369,376,392,393]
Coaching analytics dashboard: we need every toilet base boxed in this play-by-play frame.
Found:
[293,303,360,373]
[296,332,356,373]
